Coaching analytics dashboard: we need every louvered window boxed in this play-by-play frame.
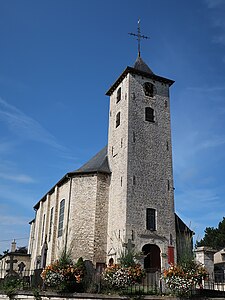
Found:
[143,82,155,97]
[145,107,154,122]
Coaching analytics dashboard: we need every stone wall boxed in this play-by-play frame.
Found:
[29,178,72,270]
[0,292,179,300]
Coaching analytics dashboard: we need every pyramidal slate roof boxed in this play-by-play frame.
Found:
[106,55,174,96]
[70,146,111,174]
[133,55,154,75]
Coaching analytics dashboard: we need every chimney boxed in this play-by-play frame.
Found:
[11,240,16,252]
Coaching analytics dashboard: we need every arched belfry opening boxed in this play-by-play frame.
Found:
[142,244,161,272]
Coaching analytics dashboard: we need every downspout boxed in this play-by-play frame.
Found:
[65,175,72,253]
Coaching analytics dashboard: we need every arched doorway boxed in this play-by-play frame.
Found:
[142,244,161,272]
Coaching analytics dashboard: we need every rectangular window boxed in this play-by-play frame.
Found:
[145,107,155,122]
[48,207,54,242]
[116,87,121,103]
[116,112,120,128]
[58,199,65,237]
[146,208,156,231]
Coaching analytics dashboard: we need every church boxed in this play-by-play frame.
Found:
[28,32,192,274]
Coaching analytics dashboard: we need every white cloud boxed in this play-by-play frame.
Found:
[0,215,28,226]
[176,188,220,211]
[0,172,35,183]
[0,97,65,151]
[205,0,225,9]
[213,35,225,45]
[0,160,35,184]
[0,182,36,208]
[204,0,225,48]
[187,86,225,93]
[197,136,225,150]
[0,140,15,154]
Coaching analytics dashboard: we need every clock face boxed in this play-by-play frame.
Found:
[143,82,156,97]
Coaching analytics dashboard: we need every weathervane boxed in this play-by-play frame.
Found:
[128,19,150,57]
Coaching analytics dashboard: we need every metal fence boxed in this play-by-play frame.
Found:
[0,269,43,290]
[0,269,163,294]
[0,268,225,296]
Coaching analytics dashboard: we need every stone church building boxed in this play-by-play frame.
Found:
[28,52,191,273]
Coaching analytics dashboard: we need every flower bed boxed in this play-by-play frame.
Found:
[41,256,85,293]
[102,264,145,289]
[162,263,208,296]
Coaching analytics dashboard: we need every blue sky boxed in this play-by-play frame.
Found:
[0,0,225,253]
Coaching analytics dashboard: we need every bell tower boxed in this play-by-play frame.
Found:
[106,24,176,271]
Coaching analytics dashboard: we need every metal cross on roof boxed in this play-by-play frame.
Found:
[129,19,150,57]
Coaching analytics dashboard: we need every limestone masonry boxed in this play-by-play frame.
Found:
[28,54,191,273]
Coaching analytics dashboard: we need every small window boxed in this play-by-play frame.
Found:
[133,175,136,185]
[116,87,121,103]
[133,131,136,143]
[145,107,155,122]
[143,82,155,97]
[146,208,156,231]
[165,100,168,108]
[170,234,173,245]
[58,199,65,237]
[116,112,120,128]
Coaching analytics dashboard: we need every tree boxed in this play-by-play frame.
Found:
[196,217,225,250]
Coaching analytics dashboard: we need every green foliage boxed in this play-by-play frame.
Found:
[0,277,23,298]
[33,288,42,300]
[102,245,145,290]
[119,243,144,268]
[41,250,86,293]
[119,248,136,268]
[196,217,225,250]
[58,248,73,268]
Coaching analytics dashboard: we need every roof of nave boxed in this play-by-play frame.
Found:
[69,146,111,175]
[33,146,110,210]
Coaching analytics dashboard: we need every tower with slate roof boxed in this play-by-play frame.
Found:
[28,26,186,274]
[106,52,177,270]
